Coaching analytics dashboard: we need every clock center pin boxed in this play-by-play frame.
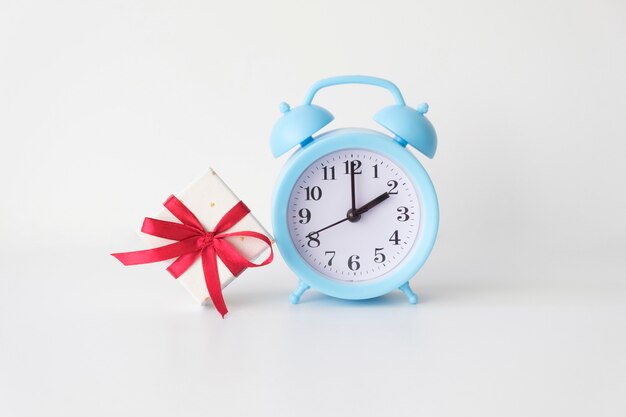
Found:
[346,208,361,223]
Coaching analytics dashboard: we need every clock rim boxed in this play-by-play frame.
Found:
[272,128,439,300]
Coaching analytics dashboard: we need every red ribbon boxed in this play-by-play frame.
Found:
[112,195,273,317]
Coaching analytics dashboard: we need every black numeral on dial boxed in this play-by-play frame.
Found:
[298,208,311,224]
[396,206,409,222]
[348,255,361,271]
[343,160,362,175]
[304,186,322,201]
[374,247,386,263]
[306,232,320,248]
[389,230,400,245]
[387,180,399,194]
[324,251,336,266]
[322,166,336,180]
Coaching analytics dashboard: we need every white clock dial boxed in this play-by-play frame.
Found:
[287,149,421,282]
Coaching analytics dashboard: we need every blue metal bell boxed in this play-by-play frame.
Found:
[374,103,437,158]
[270,102,334,157]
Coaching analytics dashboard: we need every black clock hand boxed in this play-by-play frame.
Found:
[306,217,350,238]
[350,161,357,211]
[355,192,389,215]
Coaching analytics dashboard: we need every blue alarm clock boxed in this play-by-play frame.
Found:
[270,75,438,305]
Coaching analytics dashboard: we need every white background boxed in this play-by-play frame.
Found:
[1,1,625,416]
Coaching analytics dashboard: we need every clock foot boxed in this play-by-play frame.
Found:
[289,281,311,304]
[399,282,418,304]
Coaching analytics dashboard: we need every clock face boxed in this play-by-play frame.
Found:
[287,148,421,282]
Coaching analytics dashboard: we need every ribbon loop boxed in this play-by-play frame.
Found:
[112,196,273,318]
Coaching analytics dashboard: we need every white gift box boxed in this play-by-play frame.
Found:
[138,168,273,304]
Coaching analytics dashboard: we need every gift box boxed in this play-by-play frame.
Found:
[113,168,273,317]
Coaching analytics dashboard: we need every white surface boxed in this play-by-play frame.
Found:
[1,0,625,416]
[1,250,625,417]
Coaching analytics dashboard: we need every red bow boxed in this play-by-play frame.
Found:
[112,195,273,317]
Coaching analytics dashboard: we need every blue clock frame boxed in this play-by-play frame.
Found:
[270,76,439,305]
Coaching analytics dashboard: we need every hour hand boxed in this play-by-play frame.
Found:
[355,192,389,215]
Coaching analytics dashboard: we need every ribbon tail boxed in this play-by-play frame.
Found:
[111,238,200,266]
[201,246,228,318]
[213,238,248,277]
[166,251,201,279]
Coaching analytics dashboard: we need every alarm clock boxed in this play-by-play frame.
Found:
[270,75,438,305]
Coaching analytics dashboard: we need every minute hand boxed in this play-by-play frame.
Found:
[306,217,350,238]
[355,192,390,215]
